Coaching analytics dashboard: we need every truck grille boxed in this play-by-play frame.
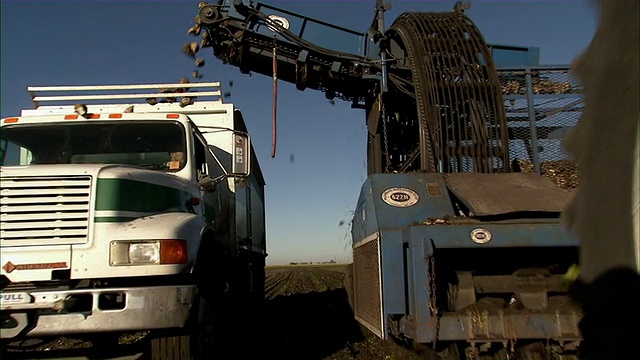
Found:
[1,176,92,246]
[353,236,383,338]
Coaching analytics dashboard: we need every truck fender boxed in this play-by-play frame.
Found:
[109,212,210,271]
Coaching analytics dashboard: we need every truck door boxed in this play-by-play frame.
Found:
[191,128,234,253]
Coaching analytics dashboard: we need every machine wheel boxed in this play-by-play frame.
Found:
[149,295,217,360]
[383,12,510,173]
[199,4,221,24]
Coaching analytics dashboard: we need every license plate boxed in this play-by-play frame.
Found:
[1,292,31,305]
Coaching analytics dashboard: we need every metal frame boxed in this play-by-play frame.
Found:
[498,66,583,174]
[253,1,370,56]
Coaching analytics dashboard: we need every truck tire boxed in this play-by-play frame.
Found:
[150,335,191,360]
[150,295,216,360]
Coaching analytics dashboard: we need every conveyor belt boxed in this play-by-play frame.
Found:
[198,3,510,174]
[384,12,510,173]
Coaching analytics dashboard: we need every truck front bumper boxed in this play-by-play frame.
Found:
[0,285,196,339]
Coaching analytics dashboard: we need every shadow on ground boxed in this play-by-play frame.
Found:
[257,288,366,359]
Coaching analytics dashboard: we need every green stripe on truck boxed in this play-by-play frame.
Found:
[94,216,140,223]
[95,178,191,220]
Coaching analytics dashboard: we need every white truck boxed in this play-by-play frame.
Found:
[0,82,267,359]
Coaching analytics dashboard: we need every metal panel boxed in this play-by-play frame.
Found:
[380,230,406,316]
[353,234,383,338]
[368,173,455,233]
[351,179,379,245]
[400,233,437,343]
[472,274,567,293]
[445,172,575,216]
[489,44,540,67]
[408,223,578,249]
[1,176,92,247]
[437,305,582,341]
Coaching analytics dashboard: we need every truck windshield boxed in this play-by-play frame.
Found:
[1,121,187,171]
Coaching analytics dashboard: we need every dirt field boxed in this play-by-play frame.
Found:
[2,264,422,360]
[260,265,422,360]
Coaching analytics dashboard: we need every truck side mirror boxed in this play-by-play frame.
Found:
[231,133,250,177]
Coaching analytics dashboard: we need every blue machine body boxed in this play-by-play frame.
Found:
[207,0,584,346]
[350,173,580,342]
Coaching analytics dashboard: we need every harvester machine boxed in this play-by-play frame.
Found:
[196,0,584,358]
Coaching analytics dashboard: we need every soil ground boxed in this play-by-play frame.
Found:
[1,264,422,360]
[260,265,422,360]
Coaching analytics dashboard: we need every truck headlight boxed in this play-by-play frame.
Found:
[110,240,188,266]
[129,242,160,264]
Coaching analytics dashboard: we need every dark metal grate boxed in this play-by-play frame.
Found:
[353,237,383,338]
[1,176,92,247]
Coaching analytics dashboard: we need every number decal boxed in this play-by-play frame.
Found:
[470,228,492,244]
[381,187,419,208]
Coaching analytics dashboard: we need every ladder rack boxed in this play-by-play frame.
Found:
[27,82,222,108]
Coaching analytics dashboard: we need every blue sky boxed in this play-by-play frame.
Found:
[1,0,598,265]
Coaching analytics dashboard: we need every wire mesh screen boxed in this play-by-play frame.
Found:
[353,237,383,338]
[498,67,583,188]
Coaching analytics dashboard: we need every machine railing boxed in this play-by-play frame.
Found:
[26,82,223,108]
[497,66,582,187]
[245,1,371,58]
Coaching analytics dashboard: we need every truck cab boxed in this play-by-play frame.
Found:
[0,82,266,359]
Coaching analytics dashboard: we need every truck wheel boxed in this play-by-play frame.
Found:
[150,295,216,360]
